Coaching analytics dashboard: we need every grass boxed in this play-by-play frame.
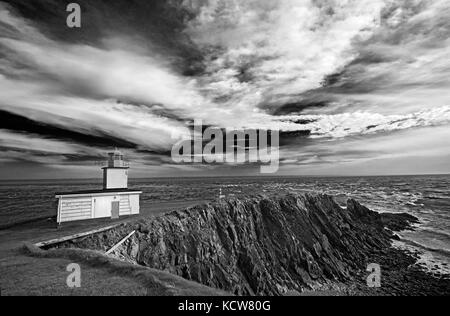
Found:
[0,252,147,296]
[0,243,230,296]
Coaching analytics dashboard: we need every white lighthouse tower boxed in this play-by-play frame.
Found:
[55,149,142,225]
[103,149,129,190]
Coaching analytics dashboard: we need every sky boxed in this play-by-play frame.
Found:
[0,0,449,179]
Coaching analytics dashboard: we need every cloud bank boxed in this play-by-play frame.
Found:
[0,0,449,178]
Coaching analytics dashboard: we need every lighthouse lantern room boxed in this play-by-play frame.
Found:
[55,150,142,225]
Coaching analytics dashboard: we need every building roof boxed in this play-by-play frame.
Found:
[55,188,142,197]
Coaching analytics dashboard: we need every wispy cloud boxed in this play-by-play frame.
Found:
[0,0,449,177]
[276,105,450,138]
[184,0,385,109]
[300,0,450,115]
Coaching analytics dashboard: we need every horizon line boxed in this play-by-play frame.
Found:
[0,173,449,182]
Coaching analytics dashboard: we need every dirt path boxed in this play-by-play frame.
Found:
[0,199,207,252]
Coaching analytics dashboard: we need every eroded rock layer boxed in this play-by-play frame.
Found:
[55,194,422,295]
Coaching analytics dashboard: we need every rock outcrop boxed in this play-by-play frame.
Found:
[55,193,424,295]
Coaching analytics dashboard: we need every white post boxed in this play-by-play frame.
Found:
[106,231,136,255]
[56,197,62,228]
[91,197,95,219]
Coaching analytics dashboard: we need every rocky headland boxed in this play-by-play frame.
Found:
[50,193,450,296]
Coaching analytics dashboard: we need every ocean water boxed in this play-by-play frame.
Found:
[0,175,449,273]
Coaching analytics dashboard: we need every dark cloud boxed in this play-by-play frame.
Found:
[0,109,137,149]
[272,99,332,115]
[2,0,205,75]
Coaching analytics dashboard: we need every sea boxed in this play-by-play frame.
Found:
[0,175,449,274]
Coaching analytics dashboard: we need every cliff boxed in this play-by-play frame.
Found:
[53,193,445,295]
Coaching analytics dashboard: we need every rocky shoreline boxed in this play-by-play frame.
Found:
[51,193,450,296]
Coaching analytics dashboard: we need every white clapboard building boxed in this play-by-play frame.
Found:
[55,150,142,225]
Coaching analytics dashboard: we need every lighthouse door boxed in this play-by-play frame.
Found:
[111,201,120,219]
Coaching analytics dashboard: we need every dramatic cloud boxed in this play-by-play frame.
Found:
[299,0,450,115]
[184,0,385,110]
[277,105,450,138]
[0,0,449,177]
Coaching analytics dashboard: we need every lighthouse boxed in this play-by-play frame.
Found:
[103,149,129,190]
[55,150,142,225]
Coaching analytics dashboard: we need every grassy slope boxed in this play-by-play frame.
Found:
[0,253,148,296]
[0,244,229,296]
[0,200,229,296]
